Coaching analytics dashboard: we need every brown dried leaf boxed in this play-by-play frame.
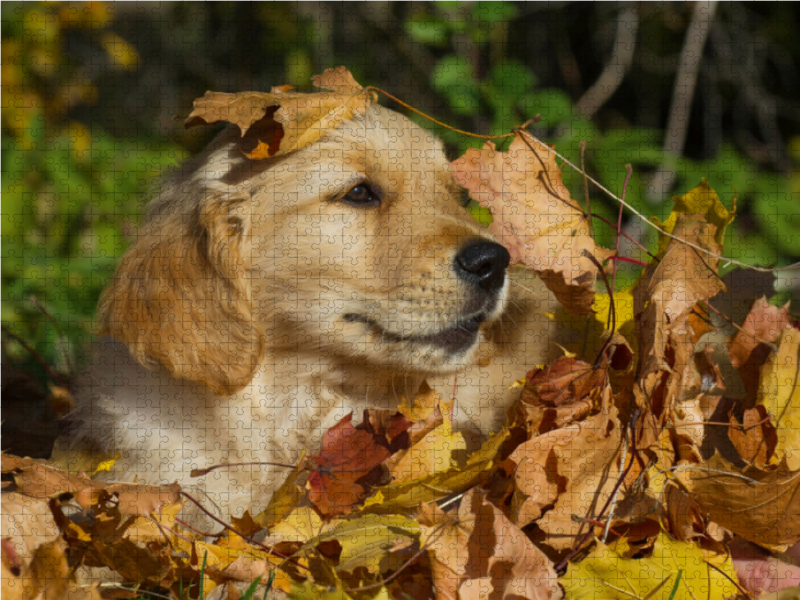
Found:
[516,357,608,435]
[185,67,375,159]
[450,133,613,316]
[536,404,627,550]
[729,297,793,404]
[418,489,562,600]
[1,455,103,509]
[507,426,579,528]
[676,453,800,550]
[634,214,726,454]
[729,406,777,468]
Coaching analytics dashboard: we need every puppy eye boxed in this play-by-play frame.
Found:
[342,183,380,207]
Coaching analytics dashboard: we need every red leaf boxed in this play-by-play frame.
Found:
[307,413,390,515]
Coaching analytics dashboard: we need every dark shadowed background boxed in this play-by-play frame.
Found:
[3,1,800,455]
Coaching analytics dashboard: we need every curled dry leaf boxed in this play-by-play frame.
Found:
[419,488,562,600]
[185,66,376,159]
[1,454,104,509]
[307,412,390,516]
[515,356,608,435]
[729,406,777,468]
[450,132,614,316]
[757,327,800,471]
[508,425,579,528]
[634,212,727,454]
[676,453,800,550]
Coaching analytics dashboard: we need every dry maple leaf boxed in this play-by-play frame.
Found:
[535,403,630,551]
[185,66,376,159]
[450,132,614,316]
[676,453,800,551]
[418,488,562,600]
[633,213,727,454]
[307,412,390,516]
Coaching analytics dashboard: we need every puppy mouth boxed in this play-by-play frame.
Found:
[343,311,488,354]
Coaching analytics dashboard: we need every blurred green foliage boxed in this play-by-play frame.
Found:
[2,2,186,373]
[3,1,800,380]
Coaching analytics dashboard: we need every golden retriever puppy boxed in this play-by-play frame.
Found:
[53,104,557,519]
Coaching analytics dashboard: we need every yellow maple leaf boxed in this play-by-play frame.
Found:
[561,531,737,600]
[758,327,800,470]
[653,179,736,257]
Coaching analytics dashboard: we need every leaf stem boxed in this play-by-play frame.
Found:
[607,256,648,268]
[366,87,514,140]
[555,407,641,572]
[611,165,634,295]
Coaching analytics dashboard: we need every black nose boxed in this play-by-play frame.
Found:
[454,241,511,293]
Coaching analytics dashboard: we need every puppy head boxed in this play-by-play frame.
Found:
[98,104,510,393]
[246,105,511,373]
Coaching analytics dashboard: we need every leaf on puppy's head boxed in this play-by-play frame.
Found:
[185,66,376,160]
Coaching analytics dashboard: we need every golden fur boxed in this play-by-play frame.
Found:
[53,105,558,520]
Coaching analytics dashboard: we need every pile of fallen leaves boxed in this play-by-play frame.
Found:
[3,67,800,600]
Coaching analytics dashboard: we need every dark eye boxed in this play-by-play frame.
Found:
[342,183,380,207]
[458,188,472,207]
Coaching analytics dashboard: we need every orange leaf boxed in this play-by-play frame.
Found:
[185,66,376,159]
[450,133,613,315]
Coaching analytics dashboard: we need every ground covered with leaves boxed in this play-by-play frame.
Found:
[3,68,800,600]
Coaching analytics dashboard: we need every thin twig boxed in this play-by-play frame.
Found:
[589,213,658,260]
[515,128,800,274]
[179,492,293,561]
[347,521,449,593]
[1,325,68,387]
[582,251,617,365]
[580,141,594,240]
[191,461,297,477]
[367,87,514,140]
[175,516,220,538]
[650,1,719,196]
[704,558,753,598]
[602,424,629,543]
[608,256,648,268]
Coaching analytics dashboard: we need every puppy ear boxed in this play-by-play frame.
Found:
[97,193,264,395]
